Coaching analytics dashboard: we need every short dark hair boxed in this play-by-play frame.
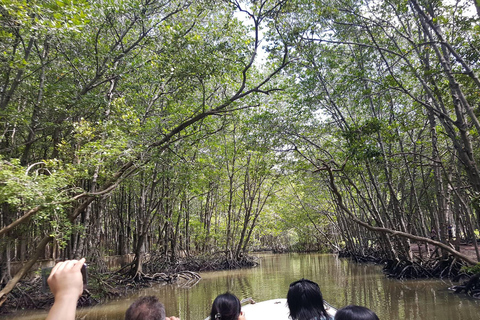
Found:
[334,305,379,320]
[125,296,166,320]
[287,278,330,320]
[210,292,241,320]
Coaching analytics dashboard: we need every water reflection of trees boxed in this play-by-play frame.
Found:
[42,254,480,320]
[315,255,479,320]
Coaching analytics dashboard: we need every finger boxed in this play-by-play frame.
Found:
[51,260,69,273]
[55,260,68,273]
[49,261,66,278]
[72,258,86,271]
[56,261,70,272]
[65,259,78,270]
[55,259,79,274]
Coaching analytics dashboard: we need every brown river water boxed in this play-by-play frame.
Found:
[4,253,480,320]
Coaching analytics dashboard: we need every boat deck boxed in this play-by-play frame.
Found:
[241,298,336,320]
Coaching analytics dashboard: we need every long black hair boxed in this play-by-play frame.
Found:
[334,305,379,320]
[287,278,330,320]
[210,292,242,320]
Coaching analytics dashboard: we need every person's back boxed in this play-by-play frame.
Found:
[334,305,379,320]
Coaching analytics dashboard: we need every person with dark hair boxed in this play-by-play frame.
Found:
[334,305,379,320]
[210,292,246,320]
[448,225,453,240]
[287,278,333,320]
[125,296,180,320]
[125,296,164,320]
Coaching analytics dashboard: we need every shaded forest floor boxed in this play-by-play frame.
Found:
[410,242,479,262]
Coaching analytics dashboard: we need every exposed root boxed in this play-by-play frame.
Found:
[338,248,467,280]
[0,276,97,315]
[139,252,258,275]
[450,272,480,299]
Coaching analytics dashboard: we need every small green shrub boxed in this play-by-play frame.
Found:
[461,263,480,274]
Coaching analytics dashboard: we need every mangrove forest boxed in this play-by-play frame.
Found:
[2,0,480,311]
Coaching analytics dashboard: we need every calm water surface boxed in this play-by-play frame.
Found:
[5,253,480,320]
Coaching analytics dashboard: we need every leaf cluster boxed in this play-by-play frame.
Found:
[0,158,76,217]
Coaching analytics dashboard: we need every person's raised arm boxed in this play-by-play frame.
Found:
[46,258,85,320]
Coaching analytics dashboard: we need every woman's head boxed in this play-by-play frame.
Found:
[334,305,379,320]
[287,278,329,320]
[210,293,242,320]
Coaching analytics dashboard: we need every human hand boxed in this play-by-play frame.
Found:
[166,317,180,320]
[47,258,86,301]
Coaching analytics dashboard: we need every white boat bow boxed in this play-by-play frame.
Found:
[206,298,337,320]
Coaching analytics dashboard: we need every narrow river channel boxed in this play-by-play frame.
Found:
[5,253,480,320]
